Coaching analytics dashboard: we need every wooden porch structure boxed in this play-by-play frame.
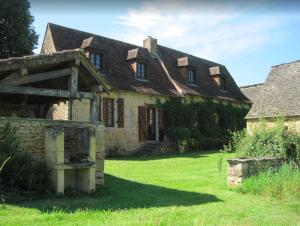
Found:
[0,50,110,193]
[0,50,110,121]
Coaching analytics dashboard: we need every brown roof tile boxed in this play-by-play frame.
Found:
[42,23,249,102]
[157,45,249,102]
[45,23,179,97]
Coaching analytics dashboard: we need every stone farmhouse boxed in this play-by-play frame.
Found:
[241,60,300,133]
[41,23,250,154]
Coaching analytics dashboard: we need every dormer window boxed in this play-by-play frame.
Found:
[220,77,226,91]
[90,52,102,71]
[187,68,196,84]
[136,63,147,80]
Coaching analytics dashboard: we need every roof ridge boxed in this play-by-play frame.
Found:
[157,44,224,67]
[240,83,264,89]
[48,23,224,67]
[48,22,147,50]
[271,59,300,68]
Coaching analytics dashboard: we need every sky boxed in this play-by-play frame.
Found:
[30,0,300,86]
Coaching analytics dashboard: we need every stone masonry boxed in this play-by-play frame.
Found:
[227,157,285,186]
[0,117,105,192]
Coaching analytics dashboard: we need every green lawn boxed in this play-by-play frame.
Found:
[1,152,300,226]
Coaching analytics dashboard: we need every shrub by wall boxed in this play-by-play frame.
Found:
[224,119,300,162]
[0,122,51,193]
[158,98,249,150]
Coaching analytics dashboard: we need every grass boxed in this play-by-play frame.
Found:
[239,163,300,200]
[0,151,300,226]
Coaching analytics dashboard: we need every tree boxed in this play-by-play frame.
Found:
[0,0,38,59]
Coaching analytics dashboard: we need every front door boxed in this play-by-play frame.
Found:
[138,105,156,142]
[138,106,147,142]
[147,106,156,141]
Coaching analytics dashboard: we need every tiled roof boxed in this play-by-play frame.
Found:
[44,23,178,97]
[240,83,263,103]
[42,23,250,102]
[158,45,250,102]
[244,61,300,119]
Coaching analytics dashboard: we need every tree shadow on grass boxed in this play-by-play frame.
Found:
[10,174,222,213]
[109,150,220,161]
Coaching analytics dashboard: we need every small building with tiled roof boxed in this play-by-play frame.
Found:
[241,61,300,133]
[41,23,251,153]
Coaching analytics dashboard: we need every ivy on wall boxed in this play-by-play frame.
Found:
[157,97,250,150]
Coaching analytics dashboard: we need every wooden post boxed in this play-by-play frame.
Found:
[90,94,100,122]
[68,100,73,120]
[69,66,78,98]
[68,66,78,121]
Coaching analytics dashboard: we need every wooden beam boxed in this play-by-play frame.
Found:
[91,85,103,93]
[79,92,93,99]
[0,85,94,100]
[0,68,71,86]
[69,66,78,98]
[0,85,70,98]
[0,68,27,83]
[90,94,100,122]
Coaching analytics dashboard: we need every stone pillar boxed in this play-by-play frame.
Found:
[95,123,105,186]
[45,127,65,194]
[89,127,96,162]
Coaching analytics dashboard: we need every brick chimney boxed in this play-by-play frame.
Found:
[143,36,157,54]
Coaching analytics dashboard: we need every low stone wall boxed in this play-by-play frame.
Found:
[227,157,285,186]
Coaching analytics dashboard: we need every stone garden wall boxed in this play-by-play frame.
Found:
[227,157,285,186]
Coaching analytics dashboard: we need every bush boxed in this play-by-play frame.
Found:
[0,122,51,193]
[223,119,300,162]
[189,136,228,151]
[238,163,300,200]
[165,127,191,143]
[158,98,249,151]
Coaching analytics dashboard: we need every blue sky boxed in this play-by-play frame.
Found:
[30,0,300,86]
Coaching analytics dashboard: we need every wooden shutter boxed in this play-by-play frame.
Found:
[117,98,124,128]
[138,106,147,142]
[103,98,108,127]
[110,99,115,127]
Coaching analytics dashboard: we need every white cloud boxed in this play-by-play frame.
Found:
[114,0,286,61]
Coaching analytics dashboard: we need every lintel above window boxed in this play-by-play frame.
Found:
[177,56,189,67]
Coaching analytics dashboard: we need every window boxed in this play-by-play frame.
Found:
[103,98,114,127]
[220,77,226,91]
[90,52,102,71]
[187,68,196,84]
[136,63,146,79]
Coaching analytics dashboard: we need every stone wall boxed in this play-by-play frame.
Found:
[0,117,105,187]
[247,116,300,134]
[227,157,285,186]
[53,91,169,153]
